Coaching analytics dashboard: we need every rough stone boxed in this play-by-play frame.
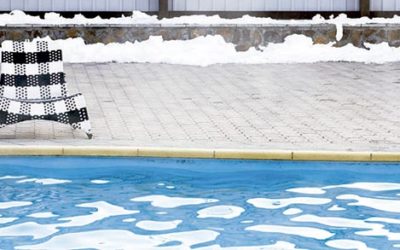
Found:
[1,24,400,51]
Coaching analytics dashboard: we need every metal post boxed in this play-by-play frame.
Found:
[360,0,370,17]
[159,0,169,19]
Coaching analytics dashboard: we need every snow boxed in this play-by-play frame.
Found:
[326,239,376,250]
[2,11,400,66]
[19,34,400,66]
[136,220,182,231]
[131,195,218,208]
[247,197,331,209]
[246,224,334,240]
[17,178,71,185]
[197,205,245,219]
[0,201,32,209]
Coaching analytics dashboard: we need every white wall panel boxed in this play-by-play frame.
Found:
[371,0,400,11]
[0,0,157,11]
[171,0,359,11]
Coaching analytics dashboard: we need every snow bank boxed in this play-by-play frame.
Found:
[2,10,400,26]
[20,35,400,66]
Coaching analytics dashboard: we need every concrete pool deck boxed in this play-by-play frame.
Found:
[0,62,400,160]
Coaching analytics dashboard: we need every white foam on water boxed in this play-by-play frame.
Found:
[27,212,58,218]
[337,194,400,213]
[90,180,110,184]
[157,183,165,186]
[17,178,71,185]
[0,222,59,239]
[326,182,400,192]
[247,197,331,209]
[0,201,32,209]
[136,220,182,231]
[0,175,26,180]
[286,187,326,195]
[58,201,139,227]
[246,224,334,240]
[283,208,303,215]
[16,229,219,249]
[394,244,400,248]
[328,205,346,211]
[122,218,136,223]
[0,217,17,224]
[199,241,305,250]
[326,239,376,250]
[131,195,218,208]
[240,220,254,224]
[197,205,245,219]
[156,211,168,215]
[166,186,175,189]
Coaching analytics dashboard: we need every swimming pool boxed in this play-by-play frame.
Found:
[0,157,399,249]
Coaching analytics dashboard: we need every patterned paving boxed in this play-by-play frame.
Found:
[0,62,399,151]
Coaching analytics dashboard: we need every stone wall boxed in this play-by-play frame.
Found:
[0,24,399,51]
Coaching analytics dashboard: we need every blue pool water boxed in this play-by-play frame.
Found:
[0,157,400,249]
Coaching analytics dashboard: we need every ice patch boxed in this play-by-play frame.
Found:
[283,208,303,215]
[0,201,32,209]
[246,224,334,240]
[326,182,400,192]
[197,205,245,219]
[90,180,110,184]
[199,241,304,250]
[58,201,139,227]
[0,217,18,224]
[328,205,346,211]
[291,214,381,230]
[326,239,376,250]
[291,214,400,241]
[131,195,218,208]
[27,212,58,218]
[16,229,219,250]
[366,217,400,224]
[136,220,182,231]
[247,197,331,209]
[122,218,137,223]
[286,187,326,195]
[337,194,400,213]
[0,222,59,239]
[17,178,71,185]
[0,175,26,180]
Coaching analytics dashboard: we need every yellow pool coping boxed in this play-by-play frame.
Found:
[0,145,399,162]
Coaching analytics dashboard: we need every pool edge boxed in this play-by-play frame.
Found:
[0,146,399,162]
